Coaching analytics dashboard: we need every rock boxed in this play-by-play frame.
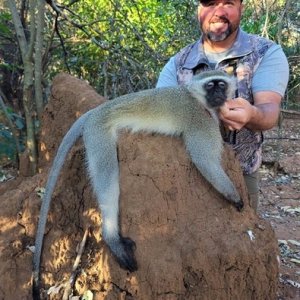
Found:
[0,74,279,300]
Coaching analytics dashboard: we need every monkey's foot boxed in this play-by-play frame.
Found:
[109,236,138,272]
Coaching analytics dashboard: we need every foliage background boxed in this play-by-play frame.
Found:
[0,0,299,167]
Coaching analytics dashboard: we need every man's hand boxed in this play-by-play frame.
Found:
[218,98,255,131]
[218,91,282,131]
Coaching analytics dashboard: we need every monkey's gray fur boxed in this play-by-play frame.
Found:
[32,70,243,299]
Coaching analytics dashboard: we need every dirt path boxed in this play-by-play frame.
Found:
[260,117,300,299]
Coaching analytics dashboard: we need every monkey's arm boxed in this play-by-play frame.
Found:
[183,128,243,211]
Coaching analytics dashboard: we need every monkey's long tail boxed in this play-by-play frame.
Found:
[32,111,92,300]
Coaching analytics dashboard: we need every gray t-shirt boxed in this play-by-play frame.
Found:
[156,44,289,97]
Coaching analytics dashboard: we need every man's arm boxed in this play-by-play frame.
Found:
[219,44,289,131]
[156,57,178,88]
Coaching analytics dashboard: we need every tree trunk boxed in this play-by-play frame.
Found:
[7,0,40,174]
[34,0,46,120]
[23,60,38,175]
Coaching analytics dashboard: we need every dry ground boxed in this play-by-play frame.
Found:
[260,117,300,299]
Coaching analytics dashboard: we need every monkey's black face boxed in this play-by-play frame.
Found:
[204,79,228,108]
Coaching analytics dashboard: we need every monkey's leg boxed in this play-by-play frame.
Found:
[84,131,137,272]
[184,130,244,211]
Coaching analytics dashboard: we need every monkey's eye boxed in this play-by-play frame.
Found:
[205,81,215,90]
[218,81,227,89]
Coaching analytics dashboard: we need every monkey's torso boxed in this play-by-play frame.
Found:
[84,85,220,141]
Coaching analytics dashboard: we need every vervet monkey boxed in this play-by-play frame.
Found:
[32,70,243,298]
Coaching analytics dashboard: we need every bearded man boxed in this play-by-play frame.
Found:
[156,0,289,211]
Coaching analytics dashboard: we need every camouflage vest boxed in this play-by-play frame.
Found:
[174,30,274,174]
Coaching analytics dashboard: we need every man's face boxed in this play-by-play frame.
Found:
[198,0,243,42]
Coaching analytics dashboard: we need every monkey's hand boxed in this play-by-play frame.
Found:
[233,199,244,212]
[107,236,138,272]
[224,190,244,212]
[226,194,244,212]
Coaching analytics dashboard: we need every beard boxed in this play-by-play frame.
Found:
[201,16,240,42]
[206,26,233,42]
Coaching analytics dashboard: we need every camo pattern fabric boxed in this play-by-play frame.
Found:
[174,30,274,174]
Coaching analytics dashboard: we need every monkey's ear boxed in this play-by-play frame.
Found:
[186,80,207,103]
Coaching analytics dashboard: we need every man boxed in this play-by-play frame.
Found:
[156,0,289,211]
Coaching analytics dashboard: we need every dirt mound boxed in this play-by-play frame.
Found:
[0,74,279,299]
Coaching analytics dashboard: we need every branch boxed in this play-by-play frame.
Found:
[0,90,21,163]
[62,228,89,300]
[281,109,300,119]
[7,0,28,62]
[54,14,71,73]
[34,0,46,118]
[45,0,92,37]
[276,0,292,44]
[261,0,270,38]
[109,0,163,61]
[27,0,36,61]
[265,137,300,141]
[45,0,110,50]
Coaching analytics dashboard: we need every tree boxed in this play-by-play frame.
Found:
[45,0,198,98]
[6,0,46,174]
[2,0,198,173]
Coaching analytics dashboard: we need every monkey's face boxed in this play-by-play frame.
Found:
[187,70,236,109]
[204,79,229,108]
